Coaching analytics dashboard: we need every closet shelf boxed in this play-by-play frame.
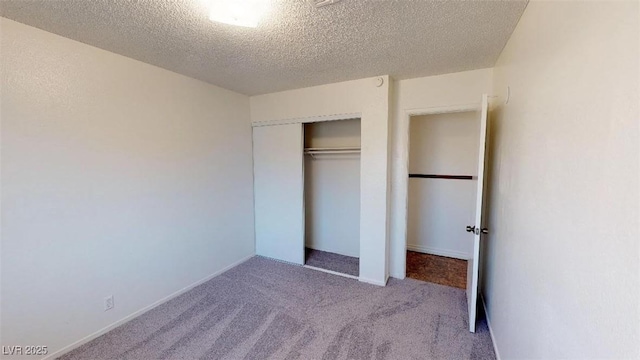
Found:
[304,147,361,157]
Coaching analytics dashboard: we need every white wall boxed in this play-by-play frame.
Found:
[304,120,360,258]
[389,69,493,278]
[484,1,639,358]
[407,112,479,259]
[0,18,255,359]
[251,77,390,285]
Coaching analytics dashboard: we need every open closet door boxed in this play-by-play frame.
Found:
[253,123,305,265]
[466,94,489,333]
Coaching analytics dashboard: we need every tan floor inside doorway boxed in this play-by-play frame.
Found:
[406,251,467,289]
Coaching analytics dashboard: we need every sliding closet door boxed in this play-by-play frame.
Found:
[253,123,305,265]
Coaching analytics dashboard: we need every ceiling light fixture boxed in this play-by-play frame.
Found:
[208,0,269,28]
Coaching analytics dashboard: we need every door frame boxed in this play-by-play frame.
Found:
[399,103,480,276]
[252,112,362,127]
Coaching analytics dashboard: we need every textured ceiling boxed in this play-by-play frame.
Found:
[0,0,527,95]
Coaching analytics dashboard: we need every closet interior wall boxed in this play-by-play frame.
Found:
[304,119,361,258]
[407,112,479,260]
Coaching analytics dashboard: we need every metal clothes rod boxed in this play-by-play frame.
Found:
[304,150,361,154]
[303,147,361,158]
[304,147,360,152]
[409,174,474,180]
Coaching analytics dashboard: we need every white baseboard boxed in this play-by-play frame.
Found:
[302,265,359,280]
[43,254,255,360]
[358,276,388,286]
[390,272,406,280]
[406,244,470,260]
[481,294,501,360]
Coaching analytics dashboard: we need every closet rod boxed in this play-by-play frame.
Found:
[303,147,361,158]
[304,150,361,154]
[304,147,360,152]
[409,174,474,180]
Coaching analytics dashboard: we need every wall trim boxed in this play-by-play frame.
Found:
[405,103,479,117]
[303,265,359,280]
[481,294,501,360]
[43,254,255,360]
[406,244,470,260]
[359,277,388,287]
[251,112,362,127]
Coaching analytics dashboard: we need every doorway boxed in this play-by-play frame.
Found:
[405,110,480,288]
[401,95,490,333]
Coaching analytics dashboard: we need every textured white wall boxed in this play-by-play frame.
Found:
[485,1,639,358]
[304,120,360,258]
[389,69,493,278]
[1,18,255,359]
[250,77,390,285]
[407,112,479,259]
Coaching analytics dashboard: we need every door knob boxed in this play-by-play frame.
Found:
[481,228,489,234]
[466,225,475,233]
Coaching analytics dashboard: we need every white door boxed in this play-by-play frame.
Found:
[253,123,305,265]
[466,94,489,333]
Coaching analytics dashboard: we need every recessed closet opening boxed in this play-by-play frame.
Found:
[406,111,480,289]
[303,119,361,278]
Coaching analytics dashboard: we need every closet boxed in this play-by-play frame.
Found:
[252,118,361,278]
[303,119,361,277]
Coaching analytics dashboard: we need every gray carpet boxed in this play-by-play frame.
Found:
[59,256,496,360]
[305,248,359,276]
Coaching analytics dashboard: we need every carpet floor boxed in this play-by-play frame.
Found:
[59,256,495,360]
[305,248,359,276]
[406,251,468,289]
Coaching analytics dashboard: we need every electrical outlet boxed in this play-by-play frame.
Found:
[104,295,114,311]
